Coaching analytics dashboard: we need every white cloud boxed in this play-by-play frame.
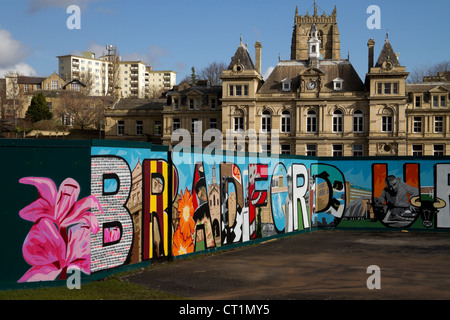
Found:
[0,63,37,77]
[0,27,27,68]
[0,26,35,77]
[262,66,274,80]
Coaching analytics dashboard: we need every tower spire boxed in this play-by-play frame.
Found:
[314,0,318,16]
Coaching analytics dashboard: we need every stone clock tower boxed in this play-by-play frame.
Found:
[290,1,340,60]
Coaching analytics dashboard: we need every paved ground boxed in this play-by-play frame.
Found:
[124,230,450,300]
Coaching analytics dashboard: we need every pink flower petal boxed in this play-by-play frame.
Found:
[19,177,57,222]
[66,226,91,274]
[61,195,102,234]
[54,178,81,223]
[18,265,61,283]
[22,218,66,267]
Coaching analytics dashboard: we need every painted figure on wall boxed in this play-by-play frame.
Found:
[373,175,419,223]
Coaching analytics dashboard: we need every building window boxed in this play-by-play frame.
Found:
[261,110,271,133]
[281,144,291,155]
[353,110,364,133]
[195,99,200,110]
[71,83,81,91]
[281,110,291,133]
[415,96,421,108]
[434,145,444,156]
[382,116,393,132]
[332,144,343,157]
[62,114,73,126]
[282,78,291,92]
[412,145,423,156]
[393,83,398,94]
[306,144,317,156]
[306,110,317,133]
[234,117,244,132]
[353,144,364,156]
[377,83,382,95]
[174,99,179,110]
[435,116,443,133]
[24,84,29,92]
[211,98,216,110]
[377,82,398,95]
[154,121,162,136]
[117,121,124,135]
[332,110,343,133]
[333,78,343,91]
[173,118,180,131]
[210,118,217,129]
[189,99,194,110]
[51,80,58,90]
[413,117,422,133]
[432,96,439,107]
[136,120,143,135]
[229,85,248,96]
[440,95,446,107]
[191,119,199,134]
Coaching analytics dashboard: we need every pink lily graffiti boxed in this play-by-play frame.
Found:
[18,177,102,282]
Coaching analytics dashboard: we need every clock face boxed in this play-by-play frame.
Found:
[307,80,316,90]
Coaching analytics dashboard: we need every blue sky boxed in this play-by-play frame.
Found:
[0,0,448,83]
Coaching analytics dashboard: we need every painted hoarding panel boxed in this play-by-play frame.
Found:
[2,139,450,289]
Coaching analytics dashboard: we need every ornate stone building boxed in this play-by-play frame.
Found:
[219,3,448,156]
[104,3,449,156]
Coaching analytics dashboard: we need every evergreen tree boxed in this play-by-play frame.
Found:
[190,66,198,86]
[25,93,52,123]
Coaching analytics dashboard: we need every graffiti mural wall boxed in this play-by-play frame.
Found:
[1,139,449,289]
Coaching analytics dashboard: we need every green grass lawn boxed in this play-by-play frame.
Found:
[0,275,184,300]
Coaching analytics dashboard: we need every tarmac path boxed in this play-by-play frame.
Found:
[123,230,450,300]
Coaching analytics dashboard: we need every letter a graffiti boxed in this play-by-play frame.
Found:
[366,265,381,289]
[366,5,381,30]
[66,5,81,30]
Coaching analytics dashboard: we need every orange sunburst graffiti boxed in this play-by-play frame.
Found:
[177,188,195,239]
[172,188,195,256]
[172,229,194,256]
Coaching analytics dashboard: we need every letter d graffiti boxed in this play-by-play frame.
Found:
[366,265,381,289]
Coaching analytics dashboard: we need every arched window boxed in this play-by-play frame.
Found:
[333,110,343,133]
[353,110,364,133]
[261,110,271,133]
[306,110,317,133]
[281,110,291,133]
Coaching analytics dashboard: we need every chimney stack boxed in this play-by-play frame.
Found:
[255,41,262,75]
[367,38,375,72]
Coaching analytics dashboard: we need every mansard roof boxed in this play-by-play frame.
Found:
[259,59,365,94]
[112,98,166,110]
[227,42,255,71]
[375,39,401,68]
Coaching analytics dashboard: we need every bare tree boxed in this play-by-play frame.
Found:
[4,72,27,126]
[80,70,96,96]
[407,60,449,83]
[105,45,121,97]
[147,84,164,98]
[199,62,227,86]
[57,91,105,131]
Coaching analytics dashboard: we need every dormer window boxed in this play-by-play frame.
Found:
[333,78,344,91]
[281,78,292,92]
